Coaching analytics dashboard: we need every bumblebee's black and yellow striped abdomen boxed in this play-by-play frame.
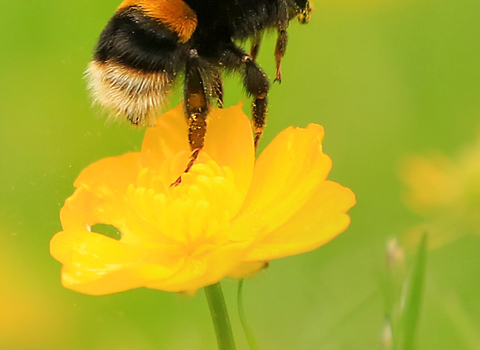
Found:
[87,1,198,125]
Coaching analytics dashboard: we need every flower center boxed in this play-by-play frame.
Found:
[125,154,243,250]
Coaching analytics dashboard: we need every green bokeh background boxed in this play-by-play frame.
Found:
[1,0,480,349]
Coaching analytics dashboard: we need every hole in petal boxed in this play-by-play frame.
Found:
[91,224,122,240]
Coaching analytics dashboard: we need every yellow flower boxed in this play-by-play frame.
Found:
[50,104,356,295]
[401,134,480,248]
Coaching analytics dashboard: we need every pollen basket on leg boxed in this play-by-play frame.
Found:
[87,60,171,126]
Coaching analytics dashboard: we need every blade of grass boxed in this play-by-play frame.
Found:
[399,233,428,350]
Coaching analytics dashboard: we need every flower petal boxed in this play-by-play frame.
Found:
[141,104,190,165]
[62,153,142,232]
[232,124,333,240]
[201,104,255,199]
[74,152,141,194]
[246,181,356,261]
[146,240,251,294]
[63,166,180,244]
[50,230,183,295]
[227,261,268,279]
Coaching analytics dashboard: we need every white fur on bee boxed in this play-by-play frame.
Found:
[86,60,171,126]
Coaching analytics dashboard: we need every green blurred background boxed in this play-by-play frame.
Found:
[1,0,480,349]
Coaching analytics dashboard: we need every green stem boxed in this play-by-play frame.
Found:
[238,280,260,350]
[205,283,237,350]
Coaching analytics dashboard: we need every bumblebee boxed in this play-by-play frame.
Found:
[87,0,312,176]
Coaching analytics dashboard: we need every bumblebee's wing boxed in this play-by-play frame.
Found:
[87,3,197,126]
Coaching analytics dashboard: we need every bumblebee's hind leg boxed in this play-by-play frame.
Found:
[274,0,290,83]
[172,49,211,186]
[220,44,270,148]
[185,49,210,156]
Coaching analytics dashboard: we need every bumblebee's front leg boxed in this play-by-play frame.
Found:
[172,49,210,186]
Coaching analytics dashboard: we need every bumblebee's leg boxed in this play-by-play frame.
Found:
[297,0,313,24]
[250,33,262,61]
[220,44,270,148]
[250,67,269,149]
[185,49,209,155]
[172,49,210,186]
[274,0,290,83]
[212,72,224,108]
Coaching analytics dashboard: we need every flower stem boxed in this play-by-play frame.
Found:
[205,283,237,350]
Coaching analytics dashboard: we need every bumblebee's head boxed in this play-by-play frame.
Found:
[294,0,312,24]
